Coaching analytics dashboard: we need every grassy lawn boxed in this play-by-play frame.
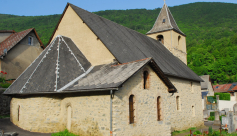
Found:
[51,129,78,136]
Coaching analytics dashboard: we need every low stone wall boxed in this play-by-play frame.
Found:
[0,89,11,116]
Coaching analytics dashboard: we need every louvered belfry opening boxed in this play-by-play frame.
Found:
[129,95,135,124]
[143,71,149,89]
[157,96,161,121]
[157,35,164,44]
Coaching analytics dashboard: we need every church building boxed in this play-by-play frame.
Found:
[4,2,204,136]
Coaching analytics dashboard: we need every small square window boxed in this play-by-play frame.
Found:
[162,19,165,23]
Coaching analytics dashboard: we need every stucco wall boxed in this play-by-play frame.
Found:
[147,30,187,64]
[168,77,204,130]
[1,31,43,80]
[52,5,115,66]
[0,33,12,43]
[10,94,110,135]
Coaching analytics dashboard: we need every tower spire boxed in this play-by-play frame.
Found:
[146,2,185,36]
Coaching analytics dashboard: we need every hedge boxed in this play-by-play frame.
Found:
[214,93,230,101]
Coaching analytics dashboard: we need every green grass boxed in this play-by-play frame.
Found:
[0,115,10,119]
[51,129,78,136]
[172,127,196,135]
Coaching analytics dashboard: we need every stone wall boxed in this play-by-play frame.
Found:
[10,65,203,135]
[113,66,171,136]
[168,77,204,130]
[11,94,110,136]
[0,90,11,116]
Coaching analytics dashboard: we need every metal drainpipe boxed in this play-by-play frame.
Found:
[110,90,113,136]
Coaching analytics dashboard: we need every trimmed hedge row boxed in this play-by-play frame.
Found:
[214,93,230,101]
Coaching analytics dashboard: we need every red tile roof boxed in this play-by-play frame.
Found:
[232,86,237,91]
[0,28,43,57]
[213,84,232,92]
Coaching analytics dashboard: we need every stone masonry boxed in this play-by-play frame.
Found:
[0,89,11,116]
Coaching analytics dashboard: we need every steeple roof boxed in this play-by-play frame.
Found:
[147,3,185,36]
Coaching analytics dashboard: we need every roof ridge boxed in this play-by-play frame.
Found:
[111,58,151,67]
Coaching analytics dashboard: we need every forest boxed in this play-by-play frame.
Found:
[0,2,237,84]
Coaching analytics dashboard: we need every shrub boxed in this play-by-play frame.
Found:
[214,93,230,101]
[0,83,11,88]
[208,116,215,121]
[210,112,215,116]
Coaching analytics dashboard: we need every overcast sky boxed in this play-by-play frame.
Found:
[0,0,236,16]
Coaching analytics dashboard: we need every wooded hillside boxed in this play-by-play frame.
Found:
[0,2,237,84]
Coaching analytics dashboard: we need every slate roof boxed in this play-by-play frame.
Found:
[4,36,92,95]
[232,86,237,91]
[49,3,202,82]
[4,36,176,95]
[147,3,185,36]
[0,28,44,57]
[65,58,176,92]
[228,82,237,91]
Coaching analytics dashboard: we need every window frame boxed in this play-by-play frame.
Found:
[157,96,162,121]
[28,36,33,45]
[129,95,135,124]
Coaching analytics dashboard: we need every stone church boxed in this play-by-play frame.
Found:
[4,2,204,136]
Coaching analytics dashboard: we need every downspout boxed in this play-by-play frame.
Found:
[110,90,114,136]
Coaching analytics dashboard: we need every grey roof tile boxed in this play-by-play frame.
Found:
[4,36,91,95]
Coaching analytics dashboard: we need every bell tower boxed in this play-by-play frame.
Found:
[146,1,187,64]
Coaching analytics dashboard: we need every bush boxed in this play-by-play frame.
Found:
[210,112,215,116]
[0,83,11,88]
[51,129,78,136]
[214,93,230,101]
[208,116,215,121]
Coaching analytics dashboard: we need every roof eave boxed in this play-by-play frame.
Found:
[146,28,186,37]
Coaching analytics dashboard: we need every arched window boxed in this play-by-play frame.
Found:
[157,96,161,121]
[176,96,180,111]
[67,106,72,131]
[18,105,20,121]
[129,95,135,124]
[157,35,164,44]
[178,36,181,45]
[143,71,149,89]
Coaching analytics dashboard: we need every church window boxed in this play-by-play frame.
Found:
[157,96,162,121]
[18,105,20,121]
[176,96,180,111]
[28,36,33,45]
[157,35,164,44]
[191,82,194,92]
[162,19,165,23]
[178,36,181,45]
[129,95,135,124]
[192,106,195,116]
[67,106,72,131]
[143,71,149,89]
